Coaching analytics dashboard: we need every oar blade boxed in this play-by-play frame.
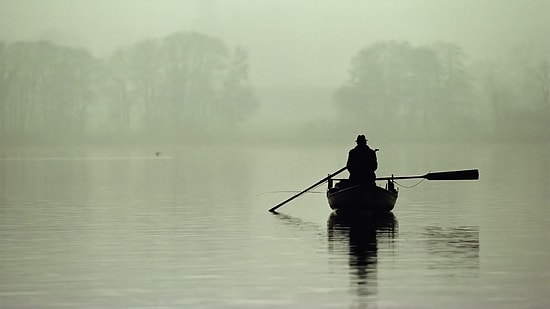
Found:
[425,169,479,181]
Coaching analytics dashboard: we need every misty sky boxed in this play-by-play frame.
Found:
[1,0,548,88]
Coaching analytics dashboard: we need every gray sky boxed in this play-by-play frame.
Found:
[1,0,548,88]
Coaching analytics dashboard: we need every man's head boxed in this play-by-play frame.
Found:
[356,135,367,145]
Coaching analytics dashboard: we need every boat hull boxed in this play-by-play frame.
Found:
[327,184,398,215]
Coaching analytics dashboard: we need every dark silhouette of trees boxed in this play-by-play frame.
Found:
[0,32,258,143]
[0,41,96,140]
[1,35,547,144]
[474,45,550,140]
[334,40,549,141]
[335,41,475,139]
[431,42,474,124]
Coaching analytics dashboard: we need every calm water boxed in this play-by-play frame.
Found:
[1,143,549,308]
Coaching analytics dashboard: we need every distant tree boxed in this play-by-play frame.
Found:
[0,41,97,140]
[334,41,474,139]
[106,32,257,137]
[535,59,550,138]
[431,42,475,125]
[508,47,550,139]
[108,38,167,133]
[0,42,7,132]
[218,47,256,123]
[524,58,550,115]
[334,42,419,126]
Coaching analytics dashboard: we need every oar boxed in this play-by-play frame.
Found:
[376,169,479,181]
[268,166,347,213]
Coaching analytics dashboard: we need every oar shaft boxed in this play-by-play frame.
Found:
[376,175,423,181]
[376,169,479,181]
[268,167,347,212]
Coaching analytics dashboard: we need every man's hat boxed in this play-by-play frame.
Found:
[356,135,367,143]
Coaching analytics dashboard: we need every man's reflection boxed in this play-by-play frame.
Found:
[328,212,397,302]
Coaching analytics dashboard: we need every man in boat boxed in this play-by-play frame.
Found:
[346,134,378,185]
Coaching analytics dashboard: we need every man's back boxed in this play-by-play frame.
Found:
[347,144,377,183]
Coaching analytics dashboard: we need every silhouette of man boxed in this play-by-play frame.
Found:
[346,135,378,185]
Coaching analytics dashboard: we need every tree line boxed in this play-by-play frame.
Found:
[334,41,549,141]
[1,35,547,144]
[0,32,257,143]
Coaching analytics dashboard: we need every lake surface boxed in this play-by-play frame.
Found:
[1,142,549,308]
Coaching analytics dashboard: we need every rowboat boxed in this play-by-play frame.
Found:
[327,179,398,215]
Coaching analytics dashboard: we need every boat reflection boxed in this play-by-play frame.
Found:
[327,212,397,302]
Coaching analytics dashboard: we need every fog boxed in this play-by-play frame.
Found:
[1,0,549,144]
